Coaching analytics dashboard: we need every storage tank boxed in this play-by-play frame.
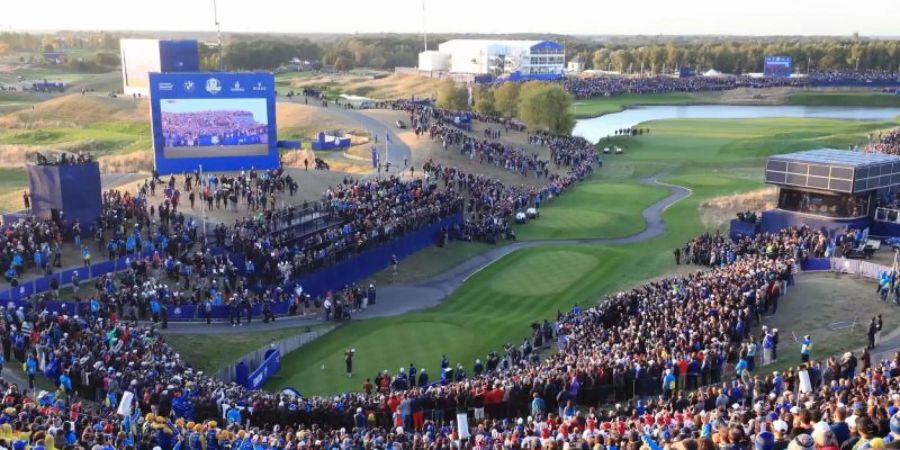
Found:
[418,51,450,71]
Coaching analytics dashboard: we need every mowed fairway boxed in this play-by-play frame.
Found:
[515,181,668,241]
[268,115,899,395]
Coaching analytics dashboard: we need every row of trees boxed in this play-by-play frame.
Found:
[572,39,900,75]
[222,39,320,71]
[5,31,900,75]
[436,80,575,135]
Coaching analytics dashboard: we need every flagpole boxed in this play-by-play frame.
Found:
[385,129,390,169]
[199,164,206,237]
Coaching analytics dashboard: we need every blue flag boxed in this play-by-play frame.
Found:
[371,146,379,169]
[385,132,392,144]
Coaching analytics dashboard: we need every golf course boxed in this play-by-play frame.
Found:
[263,114,900,395]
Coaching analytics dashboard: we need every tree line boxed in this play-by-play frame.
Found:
[570,38,900,74]
[436,80,575,135]
[4,31,900,75]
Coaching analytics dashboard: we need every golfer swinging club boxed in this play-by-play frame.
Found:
[345,348,356,378]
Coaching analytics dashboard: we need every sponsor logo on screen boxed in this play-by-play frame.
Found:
[183,80,196,92]
[158,82,174,91]
[205,78,222,94]
[230,81,245,92]
[252,81,267,92]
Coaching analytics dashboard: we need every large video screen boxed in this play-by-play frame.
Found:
[160,98,269,158]
[764,56,793,78]
[149,72,279,175]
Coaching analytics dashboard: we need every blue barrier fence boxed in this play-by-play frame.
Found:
[236,348,281,390]
[801,258,832,271]
[0,213,464,321]
[0,250,156,302]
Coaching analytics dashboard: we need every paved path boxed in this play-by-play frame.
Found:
[159,175,692,334]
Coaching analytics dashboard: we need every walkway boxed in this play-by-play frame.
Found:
[159,174,691,334]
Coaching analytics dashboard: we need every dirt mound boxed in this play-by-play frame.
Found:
[0,94,148,128]
[699,187,777,228]
[718,87,796,104]
[276,103,364,138]
[97,151,153,174]
[284,73,442,100]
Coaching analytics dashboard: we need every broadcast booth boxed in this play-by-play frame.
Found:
[751,149,900,236]
[26,154,102,229]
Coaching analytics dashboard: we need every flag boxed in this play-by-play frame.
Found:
[371,146,379,169]
[385,132,392,144]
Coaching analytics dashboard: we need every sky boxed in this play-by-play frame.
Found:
[2,0,899,36]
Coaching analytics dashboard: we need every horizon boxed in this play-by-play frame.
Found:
[3,0,899,37]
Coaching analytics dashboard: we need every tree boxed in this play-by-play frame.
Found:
[493,82,520,118]
[472,85,495,115]
[516,82,575,135]
[436,79,468,110]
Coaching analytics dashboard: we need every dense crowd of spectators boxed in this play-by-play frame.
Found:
[808,70,900,86]
[562,75,806,99]
[866,129,900,156]
[3,222,898,450]
[225,176,463,286]
[561,70,900,99]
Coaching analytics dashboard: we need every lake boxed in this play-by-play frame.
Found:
[573,105,900,143]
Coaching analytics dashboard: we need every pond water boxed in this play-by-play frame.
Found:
[573,105,900,143]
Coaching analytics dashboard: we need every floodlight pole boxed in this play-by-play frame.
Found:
[422,0,428,52]
[213,0,224,71]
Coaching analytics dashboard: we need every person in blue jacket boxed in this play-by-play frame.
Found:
[25,354,37,389]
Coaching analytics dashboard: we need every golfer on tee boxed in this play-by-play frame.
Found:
[345,348,356,378]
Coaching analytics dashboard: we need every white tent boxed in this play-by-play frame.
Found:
[702,69,725,77]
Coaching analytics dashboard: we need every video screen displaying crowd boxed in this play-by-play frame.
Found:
[5,221,900,450]
[161,111,269,148]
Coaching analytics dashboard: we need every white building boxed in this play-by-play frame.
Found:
[418,50,450,72]
[419,39,565,79]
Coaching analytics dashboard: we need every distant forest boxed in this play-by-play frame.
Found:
[2,31,899,74]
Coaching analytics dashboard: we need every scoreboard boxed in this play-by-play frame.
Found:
[764,56,793,78]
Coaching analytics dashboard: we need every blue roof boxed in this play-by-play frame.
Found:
[769,148,900,168]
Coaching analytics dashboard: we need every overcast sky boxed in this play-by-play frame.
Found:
[3,0,899,36]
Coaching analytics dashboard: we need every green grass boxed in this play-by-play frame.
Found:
[165,325,331,374]
[516,180,669,241]
[368,241,495,285]
[788,91,900,108]
[0,123,150,154]
[270,115,899,395]
[572,92,723,118]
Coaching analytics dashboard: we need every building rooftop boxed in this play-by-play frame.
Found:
[766,149,900,194]
[769,148,900,168]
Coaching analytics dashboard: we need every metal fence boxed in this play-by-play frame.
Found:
[825,257,891,279]
[210,325,336,383]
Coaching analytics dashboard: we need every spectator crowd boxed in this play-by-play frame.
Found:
[2,222,900,450]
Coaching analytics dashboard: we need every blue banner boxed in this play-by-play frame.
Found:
[236,349,281,390]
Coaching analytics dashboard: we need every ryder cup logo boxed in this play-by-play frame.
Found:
[183,80,195,92]
[205,78,222,94]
